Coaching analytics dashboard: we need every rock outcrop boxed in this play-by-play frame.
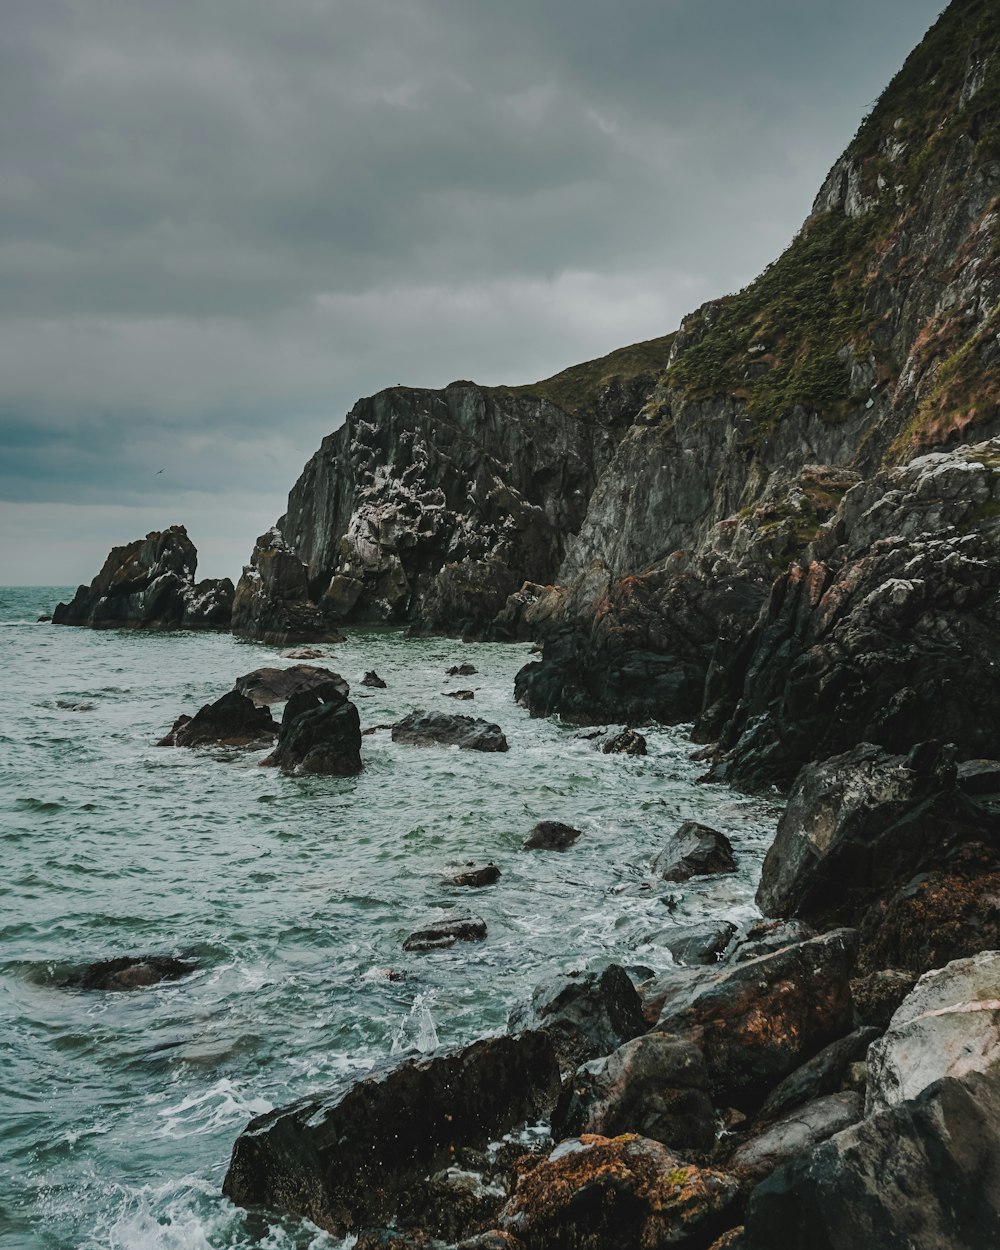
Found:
[234,665,349,706]
[52,526,233,630]
[262,682,363,775]
[158,689,279,748]
[391,713,508,753]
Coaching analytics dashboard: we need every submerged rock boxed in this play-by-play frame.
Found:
[72,955,197,991]
[263,682,362,775]
[392,713,508,752]
[157,690,279,748]
[361,671,388,688]
[449,863,501,888]
[448,663,478,677]
[444,689,476,700]
[403,913,488,952]
[602,729,647,756]
[52,526,233,631]
[651,822,736,883]
[222,1032,561,1233]
[234,665,349,706]
[523,821,582,851]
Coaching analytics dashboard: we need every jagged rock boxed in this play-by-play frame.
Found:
[157,689,279,748]
[449,863,501,888]
[729,1092,863,1184]
[866,951,1000,1114]
[232,528,345,645]
[655,930,858,1110]
[223,1032,561,1234]
[755,742,1000,926]
[849,969,917,1030]
[448,663,479,677]
[651,822,736,883]
[523,821,581,851]
[552,1032,717,1154]
[444,689,476,700]
[234,665,349,706]
[52,526,233,631]
[602,729,647,756]
[362,671,388,688]
[392,713,508,752]
[71,955,197,991]
[661,921,737,967]
[403,913,487,952]
[508,965,647,1071]
[498,1134,740,1250]
[757,1029,879,1123]
[262,682,362,775]
[741,1070,1000,1250]
[728,920,816,964]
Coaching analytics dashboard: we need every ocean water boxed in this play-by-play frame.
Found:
[0,586,779,1250]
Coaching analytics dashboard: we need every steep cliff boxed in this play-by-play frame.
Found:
[517,0,1000,786]
[232,338,672,640]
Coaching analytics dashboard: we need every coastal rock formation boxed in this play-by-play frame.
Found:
[263,682,362,775]
[234,665,349,706]
[403,913,488,952]
[52,526,233,631]
[71,955,197,991]
[523,821,582,851]
[391,712,508,752]
[231,528,346,646]
[158,690,279,748]
[651,822,736,883]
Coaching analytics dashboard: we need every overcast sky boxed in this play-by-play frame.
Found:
[1,0,945,585]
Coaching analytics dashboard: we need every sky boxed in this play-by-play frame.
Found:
[1,0,946,585]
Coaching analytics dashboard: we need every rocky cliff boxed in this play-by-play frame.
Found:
[516,0,1000,787]
[232,338,673,641]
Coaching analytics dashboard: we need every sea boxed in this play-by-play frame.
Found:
[0,586,780,1250]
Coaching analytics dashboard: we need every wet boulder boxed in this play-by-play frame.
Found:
[444,689,476,700]
[403,913,488,952]
[72,955,197,991]
[234,665,349,706]
[263,682,362,775]
[655,930,858,1110]
[223,1032,561,1234]
[757,1028,879,1123]
[849,969,917,1030]
[662,921,737,967]
[728,919,815,964]
[399,1167,506,1243]
[508,965,647,1071]
[728,1092,863,1185]
[449,863,501,888]
[651,822,735,883]
[866,951,1000,1114]
[602,730,647,756]
[392,713,508,752]
[523,821,582,851]
[552,1032,717,1154]
[157,689,279,748]
[636,966,705,1026]
[498,1134,740,1250]
[361,671,388,688]
[741,1069,1000,1250]
[448,663,478,677]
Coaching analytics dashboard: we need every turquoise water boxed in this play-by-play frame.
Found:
[0,587,778,1249]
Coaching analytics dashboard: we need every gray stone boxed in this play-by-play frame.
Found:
[392,713,508,753]
[730,1092,863,1182]
[652,821,736,883]
[403,913,487,952]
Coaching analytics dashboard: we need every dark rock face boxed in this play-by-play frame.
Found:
[757,1029,880,1124]
[403,913,487,952]
[52,526,233,631]
[72,955,197,991]
[398,1167,506,1244]
[552,1033,717,1154]
[523,821,581,851]
[222,1032,561,1234]
[235,665,349,706]
[729,1092,863,1185]
[741,1071,1000,1250]
[232,528,347,645]
[849,969,917,1030]
[498,1134,740,1250]
[602,729,647,756]
[661,922,737,967]
[449,863,501,888]
[361,670,387,688]
[392,713,508,752]
[655,930,858,1110]
[652,822,736,883]
[158,690,279,748]
[263,682,362,775]
[508,965,647,1071]
[727,919,815,965]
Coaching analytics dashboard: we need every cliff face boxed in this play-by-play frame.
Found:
[233,338,672,640]
[516,0,1000,786]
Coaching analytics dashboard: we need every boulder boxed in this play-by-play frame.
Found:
[498,1134,740,1250]
[285,647,326,659]
[445,689,476,700]
[741,1070,1000,1250]
[523,821,582,851]
[354,1231,431,1250]
[157,689,279,748]
[361,671,388,689]
[651,822,735,883]
[448,664,478,677]
[392,713,508,753]
[728,1092,863,1184]
[403,913,488,952]
[223,1032,561,1234]
[661,921,737,967]
[234,665,349,706]
[866,951,1000,1114]
[636,966,705,1026]
[655,930,858,1110]
[552,1032,717,1154]
[757,1028,879,1123]
[602,730,647,756]
[728,920,815,965]
[263,682,363,775]
[71,955,197,991]
[52,525,233,631]
[755,742,1000,925]
[449,863,501,888]
[508,965,647,1071]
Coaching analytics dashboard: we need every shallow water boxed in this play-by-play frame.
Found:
[0,586,779,1249]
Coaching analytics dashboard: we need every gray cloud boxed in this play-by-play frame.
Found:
[0,0,945,582]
